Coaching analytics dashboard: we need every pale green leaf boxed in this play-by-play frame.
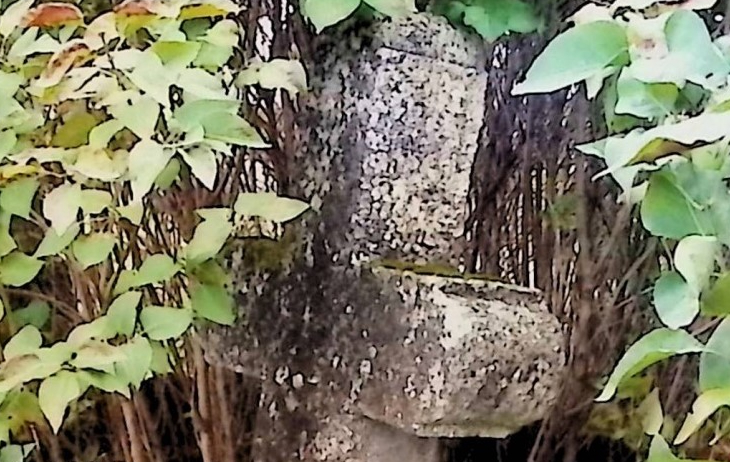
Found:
[0,178,38,219]
[700,318,730,391]
[51,111,97,149]
[675,387,730,444]
[76,370,129,398]
[176,68,229,100]
[10,301,50,330]
[70,341,126,370]
[79,189,112,215]
[107,292,141,337]
[653,271,699,330]
[109,96,160,140]
[234,192,309,223]
[124,51,171,107]
[236,59,308,95]
[0,131,17,159]
[72,233,115,269]
[114,254,180,294]
[4,326,42,360]
[34,224,80,258]
[512,21,628,95]
[7,29,59,63]
[0,0,33,37]
[115,336,152,389]
[149,341,172,374]
[675,235,719,292]
[364,0,415,16]
[38,371,85,433]
[596,328,705,402]
[641,171,713,239]
[614,69,679,119]
[190,283,235,325]
[128,139,174,201]
[185,208,232,265]
[43,183,81,234]
[638,388,663,436]
[69,147,127,181]
[88,120,125,149]
[140,306,193,341]
[0,213,15,258]
[66,318,110,346]
[180,145,217,189]
[154,158,181,190]
[0,252,43,287]
[117,202,143,225]
[152,40,202,72]
[302,0,361,32]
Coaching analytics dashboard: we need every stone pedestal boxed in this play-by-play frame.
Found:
[202,13,565,462]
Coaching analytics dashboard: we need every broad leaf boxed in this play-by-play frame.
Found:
[115,336,152,389]
[234,192,310,223]
[114,254,180,294]
[0,0,33,37]
[675,235,718,292]
[675,387,730,444]
[512,21,629,95]
[77,370,129,398]
[614,69,678,119]
[140,306,193,341]
[302,0,361,32]
[79,189,113,215]
[179,145,217,189]
[638,388,663,436]
[109,96,160,140]
[128,139,174,201]
[0,213,14,259]
[653,271,699,329]
[34,224,80,258]
[107,292,141,337]
[596,328,705,401]
[4,326,42,360]
[363,0,416,17]
[700,318,730,391]
[0,252,43,287]
[70,341,126,370]
[190,283,235,325]
[10,301,50,330]
[72,233,115,269]
[43,183,81,234]
[0,178,38,219]
[38,371,85,433]
[185,208,232,265]
[236,59,308,95]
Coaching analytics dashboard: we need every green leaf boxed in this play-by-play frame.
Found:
[43,183,81,235]
[640,171,712,239]
[596,328,705,402]
[512,21,628,95]
[302,0,361,32]
[88,120,125,149]
[79,189,112,215]
[115,336,152,389]
[0,178,38,219]
[234,192,309,223]
[0,213,15,259]
[123,51,172,107]
[190,283,235,325]
[0,131,17,159]
[0,445,24,462]
[184,208,233,265]
[151,40,202,72]
[109,96,160,140]
[51,111,98,149]
[70,341,126,370]
[77,370,129,398]
[128,139,174,201]
[675,235,718,292]
[459,0,540,42]
[0,252,43,287]
[700,318,730,391]
[114,254,180,294]
[675,387,730,444]
[363,0,415,17]
[4,326,42,359]
[154,158,180,190]
[653,271,698,330]
[72,233,115,269]
[66,318,111,346]
[10,301,50,330]
[38,371,85,433]
[70,147,127,182]
[638,388,664,436]
[34,224,80,258]
[140,306,193,341]
[0,0,33,37]
[203,113,267,148]
[179,145,217,189]
[176,68,228,100]
[236,59,308,95]
[107,292,141,337]
[148,341,172,374]
[702,272,730,315]
[646,435,687,462]
[614,69,678,119]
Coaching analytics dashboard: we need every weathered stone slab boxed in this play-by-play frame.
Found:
[202,13,566,462]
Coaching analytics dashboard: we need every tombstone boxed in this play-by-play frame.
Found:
[202,13,565,462]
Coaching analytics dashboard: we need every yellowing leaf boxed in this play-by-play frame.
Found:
[22,3,83,28]
[675,388,730,444]
[4,325,42,360]
[70,147,128,181]
[36,40,91,89]
[638,388,664,436]
[0,164,40,182]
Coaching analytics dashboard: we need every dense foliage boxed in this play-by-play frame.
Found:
[0,0,310,459]
[515,0,730,459]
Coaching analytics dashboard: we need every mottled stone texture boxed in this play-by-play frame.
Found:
[203,13,565,462]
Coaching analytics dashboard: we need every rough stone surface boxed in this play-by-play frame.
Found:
[202,13,566,462]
